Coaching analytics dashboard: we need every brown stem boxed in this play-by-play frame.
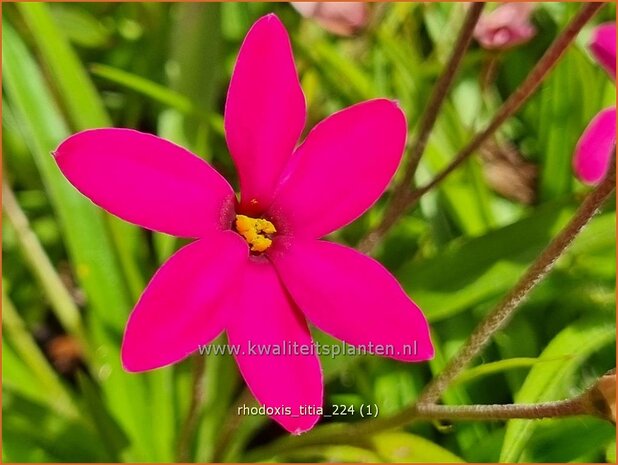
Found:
[416,161,615,405]
[177,355,207,462]
[402,3,485,186]
[362,3,484,255]
[243,161,615,462]
[244,394,593,461]
[359,2,604,254]
[415,397,588,421]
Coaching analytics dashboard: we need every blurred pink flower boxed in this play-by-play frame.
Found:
[573,23,616,185]
[474,3,536,50]
[54,14,433,434]
[590,23,616,79]
[291,2,369,36]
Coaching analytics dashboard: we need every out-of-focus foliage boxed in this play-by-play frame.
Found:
[2,2,615,463]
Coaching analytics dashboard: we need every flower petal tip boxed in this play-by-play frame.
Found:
[573,107,616,185]
[420,340,436,361]
[120,342,175,373]
[275,413,320,435]
[120,349,150,373]
[257,12,284,28]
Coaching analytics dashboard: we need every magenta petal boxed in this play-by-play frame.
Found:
[54,129,235,237]
[271,240,434,362]
[268,99,407,238]
[226,260,323,434]
[590,23,616,79]
[225,14,306,215]
[122,232,248,372]
[573,107,616,185]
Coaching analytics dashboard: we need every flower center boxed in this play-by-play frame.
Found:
[235,214,277,253]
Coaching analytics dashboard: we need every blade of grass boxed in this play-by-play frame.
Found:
[17,2,145,300]
[91,63,194,114]
[16,3,110,128]
[2,287,78,418]
[3,21,152,461]
[89,64,224,137]
[3,21,129,331]
[500,318,615,461]
[450,356,571,389]
[2,180,87,347]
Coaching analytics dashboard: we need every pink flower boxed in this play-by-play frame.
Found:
[473,3,536,50]
[290,2,369,36]
[573,23,616,185]
[590,23,616,80]
[54,14,433,434]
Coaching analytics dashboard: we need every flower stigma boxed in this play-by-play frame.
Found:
[235,214,277,253]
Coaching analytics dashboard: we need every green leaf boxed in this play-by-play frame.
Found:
[3,20,130,331]
[3,182,87,345]
[17,2,145,300]
[373,432,465,462]
[17,2,110,129]
[523,416,615,462]
[76,372,130,461]
[3,390,109,462]
[49,4,112,49]
[500,318,615,462]
[451,356,568,388]
[3,20,154,461]
[2,289,77,418]
[397,200,574,321]
[163,2,223,156]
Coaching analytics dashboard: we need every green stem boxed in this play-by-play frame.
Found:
[414,397,588,421]
[2,179,89,353]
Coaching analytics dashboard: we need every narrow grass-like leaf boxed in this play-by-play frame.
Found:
[397,200,577,321]
[91,64,195,115]
[500,318,615,462]
[3,181,86,345]
[17,2,145,300]
[451,356,570,388]
[3,21,153,461]
[17,2,110,129]
[2,288,77,418]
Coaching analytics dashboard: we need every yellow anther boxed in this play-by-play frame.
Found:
[235,214,277,253]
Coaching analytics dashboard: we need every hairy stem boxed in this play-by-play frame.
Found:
[414,397,589,421]
[359,2,603,254]
[416,162,615,405]
[244,394,593,461]
[391,4,484,196]
[244,162,615,461]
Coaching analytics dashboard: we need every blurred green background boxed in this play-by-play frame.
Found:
[2,2,616,463]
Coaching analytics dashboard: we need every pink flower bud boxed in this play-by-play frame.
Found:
[573,107,616,185]
[291,2,369,36]
[590,23,616,79]
[474,3,536,50]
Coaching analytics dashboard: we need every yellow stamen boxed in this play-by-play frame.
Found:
[235,214,277,252]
